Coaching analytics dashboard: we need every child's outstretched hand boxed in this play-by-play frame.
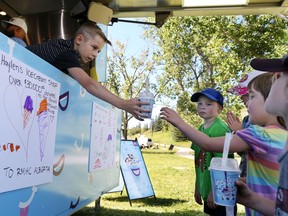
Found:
[160,107,183,127]
[123,98,151,121]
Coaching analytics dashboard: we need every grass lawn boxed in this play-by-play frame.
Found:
[73,148,245,216]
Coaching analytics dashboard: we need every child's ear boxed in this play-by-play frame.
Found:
[74,34,84,45]
[218,104,223,113]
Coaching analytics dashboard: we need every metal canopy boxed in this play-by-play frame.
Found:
[0,0,288,16]
[0,0,287,27]
[99,0,288,18]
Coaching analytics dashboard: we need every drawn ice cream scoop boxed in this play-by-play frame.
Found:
[125,154,140,176]
[37,98,49,161]
[23,96,33,129]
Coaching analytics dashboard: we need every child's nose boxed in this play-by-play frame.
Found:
[92,52,98,58]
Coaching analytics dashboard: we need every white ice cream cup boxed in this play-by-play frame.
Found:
[209,157,240,206]
[139,92,154,119]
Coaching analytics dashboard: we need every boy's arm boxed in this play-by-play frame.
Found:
[194,183,203,205]
[68,67,149,120]
[160,107,250,153]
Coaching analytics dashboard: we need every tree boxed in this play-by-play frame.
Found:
[171,125,189,142]
[153,115,163,132]
[142,123,149,133]
[128,123,141,136]
[144,15,288,125]
[104,40,158,139]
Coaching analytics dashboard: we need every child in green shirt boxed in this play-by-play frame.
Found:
[190,88,236,215]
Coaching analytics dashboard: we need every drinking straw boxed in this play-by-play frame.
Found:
[221,132,232,168]
[145,77,149,93]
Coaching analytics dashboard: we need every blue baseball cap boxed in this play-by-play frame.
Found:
[191,88,224,107]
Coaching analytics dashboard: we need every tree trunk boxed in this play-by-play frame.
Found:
[122,111,128,140]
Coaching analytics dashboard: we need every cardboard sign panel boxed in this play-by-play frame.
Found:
[0,49,60,193]
[120,140,155,200]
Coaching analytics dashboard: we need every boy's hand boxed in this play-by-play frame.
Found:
[194,187,203,205]
[207,192,217,209]
[160,107,183,127]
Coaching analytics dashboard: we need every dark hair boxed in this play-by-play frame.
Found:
[247,73,286,128]
[75,22,112,46]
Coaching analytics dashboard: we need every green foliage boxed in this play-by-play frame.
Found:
[106,41,157,99]
[175,92,202,127]
[128,127,141,136]
[144,15,288,127]
[171,125,189,142]
[105,40,159,138]
[153,115,164,132]
[128,123,142,136]
[106,15,288,139]
[142,123,149,133]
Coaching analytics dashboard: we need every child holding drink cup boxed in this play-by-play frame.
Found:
[160,73,287,216]
[235,55,288,216]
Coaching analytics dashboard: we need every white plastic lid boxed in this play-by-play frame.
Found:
[139,91,154,98]
[209,157,240,172]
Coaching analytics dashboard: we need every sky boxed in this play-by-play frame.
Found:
[106,21,163,127]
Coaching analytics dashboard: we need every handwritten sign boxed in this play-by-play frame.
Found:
[0,50,60,193]
[89,103,119,172]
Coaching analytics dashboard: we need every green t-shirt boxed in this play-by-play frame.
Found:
[191,117,234,201]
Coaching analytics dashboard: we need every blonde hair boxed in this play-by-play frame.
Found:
[75,22,111,46]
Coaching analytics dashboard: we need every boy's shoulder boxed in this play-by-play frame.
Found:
[211,117,226,125]
[49,38,73,47]
[209,117,229,131]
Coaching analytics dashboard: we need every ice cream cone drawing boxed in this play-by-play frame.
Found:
[23,96,33,129]
[4,85,37,161]
[37,98,49,161]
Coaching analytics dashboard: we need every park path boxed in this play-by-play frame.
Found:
[157,143,194,160]
[174,146,194,160]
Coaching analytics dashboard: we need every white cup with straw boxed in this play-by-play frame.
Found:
[139,77,154,119]
[209,133,240,208]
